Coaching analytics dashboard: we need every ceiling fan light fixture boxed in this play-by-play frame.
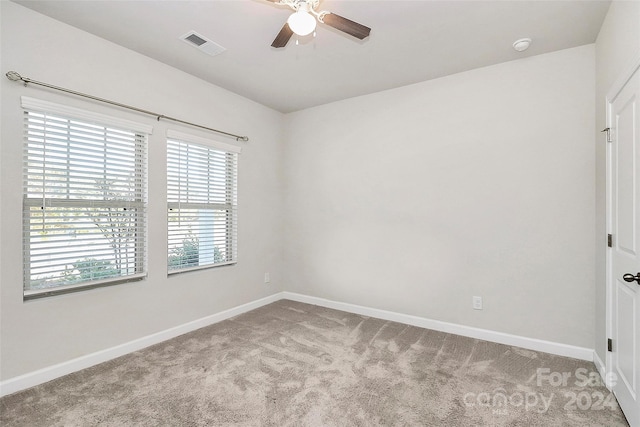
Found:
[287,9,317,36]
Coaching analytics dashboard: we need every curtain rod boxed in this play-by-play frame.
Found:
[5,71,249,142]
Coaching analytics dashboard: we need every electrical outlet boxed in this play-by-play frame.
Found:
[473,296,483,310]
[264,272,270,284]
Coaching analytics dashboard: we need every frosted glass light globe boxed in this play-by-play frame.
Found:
[287,10,317,36]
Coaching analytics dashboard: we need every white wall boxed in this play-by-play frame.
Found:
[283,45,596,348]
[0,2,284,380]
[594,1,640,363]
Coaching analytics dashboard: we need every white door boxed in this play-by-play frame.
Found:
[608,60,640,427]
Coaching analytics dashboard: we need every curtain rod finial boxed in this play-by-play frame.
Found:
[6,71,23,81]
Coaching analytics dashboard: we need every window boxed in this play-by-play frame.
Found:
[167,130,240,273]
[22,97,149,299]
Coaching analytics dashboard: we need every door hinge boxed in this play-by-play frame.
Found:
[607,234,613,247]
[601,127,612,143]
[607,338,613,352]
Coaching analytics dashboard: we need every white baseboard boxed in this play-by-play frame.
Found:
[593,350,611,390]
[0,293,282,397]
[1,290,597,397]
[593,350,606,377]
[282,292,595,362]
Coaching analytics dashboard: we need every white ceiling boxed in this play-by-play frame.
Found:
[14,0,611,113]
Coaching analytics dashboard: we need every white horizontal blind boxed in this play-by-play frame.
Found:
[167,137,238,272]
[23,108,147,296]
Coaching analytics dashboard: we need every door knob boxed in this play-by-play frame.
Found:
[622,273,640,285]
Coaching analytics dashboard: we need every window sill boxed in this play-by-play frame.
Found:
[167,261,236,276]
[23,273,147,301]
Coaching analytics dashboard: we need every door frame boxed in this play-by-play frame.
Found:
[605,53,640,391]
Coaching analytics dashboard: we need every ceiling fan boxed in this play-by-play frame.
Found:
[266,0,371,48]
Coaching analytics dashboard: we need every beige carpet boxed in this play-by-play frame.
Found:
[0,300,630,426]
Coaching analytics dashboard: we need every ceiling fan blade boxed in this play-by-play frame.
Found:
[322,13,371,40]
[271,22,294,48]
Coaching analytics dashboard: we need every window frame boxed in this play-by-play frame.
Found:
[166,130,240,274]
[21,97,151,300]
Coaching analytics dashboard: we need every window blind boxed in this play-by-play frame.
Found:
[23,106,148,298]
[167,134,238,273]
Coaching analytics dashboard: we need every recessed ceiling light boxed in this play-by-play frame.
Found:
[513,38,532,52]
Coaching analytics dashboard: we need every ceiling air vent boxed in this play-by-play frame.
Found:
[180,31,226,57]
